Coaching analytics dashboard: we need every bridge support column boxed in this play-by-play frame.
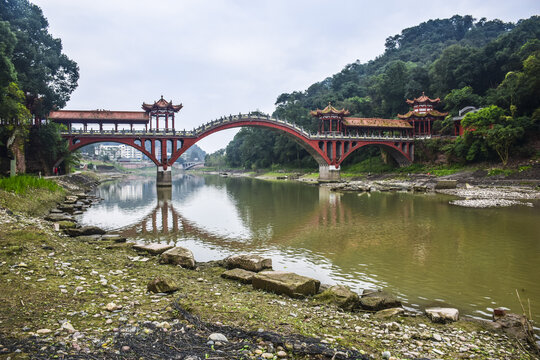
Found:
[319,165,340,182]
[156,166,172,187]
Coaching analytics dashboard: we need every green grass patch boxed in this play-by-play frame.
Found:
[487,168,515,177]
[0,175,62,194]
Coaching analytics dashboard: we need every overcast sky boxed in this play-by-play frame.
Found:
[33,0,539,153]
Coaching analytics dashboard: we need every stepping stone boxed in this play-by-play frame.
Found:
[221,268,256,284]
[224,254,272,272]
[133,243,174,255]
[252,271,320,298]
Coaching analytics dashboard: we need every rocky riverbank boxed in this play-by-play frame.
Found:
[0,173,538,359]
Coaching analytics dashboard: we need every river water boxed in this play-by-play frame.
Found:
[78,173,540,325]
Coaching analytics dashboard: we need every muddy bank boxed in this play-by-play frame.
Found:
[0,173,538,359]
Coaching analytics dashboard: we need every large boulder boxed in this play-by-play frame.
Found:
[425,307,459,324]
[224,254,272,272]
[221,268,256,284]
[315,285,359,311]
[133,243,174,255]
[160,247,196,269]
[147,276,179,293]
[252,271,320,298]
[492,312,531,341]
[65,226,106,237]
[359,289,401,311]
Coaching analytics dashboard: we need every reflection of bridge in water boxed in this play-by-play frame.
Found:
[117,184,354,247]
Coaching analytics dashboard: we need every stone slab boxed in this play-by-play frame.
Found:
[160,247,195,269]
[133,243,174,255]
[221,268,256,284]
[252,271,320,298]
[224,254,272,272]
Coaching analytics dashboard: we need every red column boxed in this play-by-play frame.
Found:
[161,139,168,168]
[172,114,175,130]
[115,123,118,132]
[99,122,103,132]
[332,141,337,164]
[165,114,169,130]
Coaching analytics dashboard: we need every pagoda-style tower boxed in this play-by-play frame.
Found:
[397,92,447,136]
[142,96,183,131]
[310,103,350,134]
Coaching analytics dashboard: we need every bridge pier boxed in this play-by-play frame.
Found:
[156,166,172,187]
[319,165,341,182]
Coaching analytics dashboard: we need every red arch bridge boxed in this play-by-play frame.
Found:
[58,113,421,184]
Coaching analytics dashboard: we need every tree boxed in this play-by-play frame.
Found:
[0,0,79,117]
[0,82,32,174]
[443,86,483,115]
[461,105,525,166]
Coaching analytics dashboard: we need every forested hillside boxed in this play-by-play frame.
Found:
[209,15,540,170]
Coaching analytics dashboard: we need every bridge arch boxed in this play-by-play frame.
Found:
[167,117,330,166]
[338,141,413,167]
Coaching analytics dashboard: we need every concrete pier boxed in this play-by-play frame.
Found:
[319,165,340,182]
[156,166,172,187]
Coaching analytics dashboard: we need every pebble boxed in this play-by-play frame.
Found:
[208,333,228,342]
[382,350,391,359]
[261,353,273,359]
[36,328,52,335]
[276,350,287,358]
[432,333,442,341]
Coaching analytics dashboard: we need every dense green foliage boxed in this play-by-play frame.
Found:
[0,174,62,194]
[0,0,78,175]
[219,15,539,169]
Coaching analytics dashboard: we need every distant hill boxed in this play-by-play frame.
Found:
[221,15,540,169]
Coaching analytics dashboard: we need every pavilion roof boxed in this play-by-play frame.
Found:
[343,117,412,128]
[310,103,350,117]
[397,109,448,119]
[405,92,441,105]
[142,95,183,112]
[48,110,149,123]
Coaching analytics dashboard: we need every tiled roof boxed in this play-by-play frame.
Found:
[310,103,350,117]
[405,92,440,105]
[343,117,413,128]
[397,110,448,119]
[48,110,149,122]
[142,95,183,112]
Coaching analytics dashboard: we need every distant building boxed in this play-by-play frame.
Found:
[397,92,448,135]
[310,104,413,137]
[95,144,142,161]
[452,106,483,136]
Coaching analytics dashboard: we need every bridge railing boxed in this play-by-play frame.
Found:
[60,113,422,142]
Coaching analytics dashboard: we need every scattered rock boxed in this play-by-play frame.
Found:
[374,307,405,319]
[492,312,530,340]
[60,322,76,333]
[359,289,401,311]
[160,247,196,269]
[44,213,74,222]
[101,234,127,243]
[224,254,272,272]
[252,271,320,298]
[57,220,77,229]
[208,333,228,342]
[276,350,287,358]
[36,328,52,335]
[221,268,256,284]
[434,180,457,189]
[104,302,122,312]
[147,276,179,293]
[315,284,359,311]
[65,226,106,237]
[133,243,174,255]
[425,307,459,323]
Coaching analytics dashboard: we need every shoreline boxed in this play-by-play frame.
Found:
[0,172,538,359]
